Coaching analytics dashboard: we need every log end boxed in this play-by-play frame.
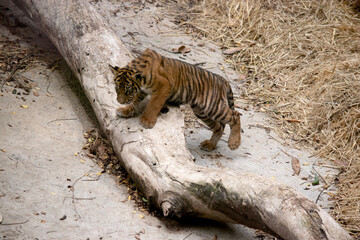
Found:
[160,191,189,219]
[161,202,174,217]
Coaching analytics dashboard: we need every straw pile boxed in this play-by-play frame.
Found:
[171,0,360,236]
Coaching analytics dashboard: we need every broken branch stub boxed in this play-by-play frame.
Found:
[11,0,352,239]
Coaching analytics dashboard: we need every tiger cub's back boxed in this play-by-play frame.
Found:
[127,49,233,108]
[115,49,241,151]
[163,54,236,114]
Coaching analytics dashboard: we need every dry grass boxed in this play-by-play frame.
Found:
[171,0,360,236]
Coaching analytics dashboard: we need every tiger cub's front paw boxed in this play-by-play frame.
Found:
[117,106,135,118]
[140,114,156,129]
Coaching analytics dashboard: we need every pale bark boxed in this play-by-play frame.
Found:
[12,0,352,239]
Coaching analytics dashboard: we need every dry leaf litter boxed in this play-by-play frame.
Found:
[166,0,360,236]
[82,129,152,213]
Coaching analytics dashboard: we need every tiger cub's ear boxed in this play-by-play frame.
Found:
[109,65,120,74]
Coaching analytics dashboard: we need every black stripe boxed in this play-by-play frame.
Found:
[219,110,230,122]
[196,68,207,106]
[213,105,225,121]
[207,76,219,113]
[210,100,222,118]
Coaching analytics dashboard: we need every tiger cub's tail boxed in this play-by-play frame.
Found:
[226,83,235,110]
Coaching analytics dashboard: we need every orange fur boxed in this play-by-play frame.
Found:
[111,49,241,151]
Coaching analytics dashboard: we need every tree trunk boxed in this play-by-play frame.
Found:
[12,1,352,239]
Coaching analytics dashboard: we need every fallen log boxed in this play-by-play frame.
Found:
[12,1,352,239]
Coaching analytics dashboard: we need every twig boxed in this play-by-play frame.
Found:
[12,75,33,92]
[315,187,326,204]
[1,54,30,92]
[118,14,138,19]
[68,165,97,218]
[64,197,96,201]
[280,149,292,157]
[0,219,29,225]
[268,134,287,146]
[320,164,341,169]
[159,33,189,37]
[194,62,206,66]
[248,123,272,133]
[70,175,86,218]
[47,118,77,124]
[74,197,96,200]
[284,119,302,123]
[82,177,100,181]
[272,152,280,160]
[45,75,52,94]
[311,158,328,185]
[343,227,360,232]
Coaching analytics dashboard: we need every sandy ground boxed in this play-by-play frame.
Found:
[0,1,339,239]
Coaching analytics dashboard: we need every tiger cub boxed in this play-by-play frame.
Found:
[110,48,241,151]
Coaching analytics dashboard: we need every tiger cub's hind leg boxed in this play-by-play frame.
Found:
[201,121,225,151]
[227,110,241,150]
[193,107,225,151]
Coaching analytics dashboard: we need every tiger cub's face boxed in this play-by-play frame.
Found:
[110,65,140,104]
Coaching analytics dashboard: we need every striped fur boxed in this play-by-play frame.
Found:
[110,49,241,151]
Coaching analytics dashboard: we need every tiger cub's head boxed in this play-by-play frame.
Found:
[110,65,141,104]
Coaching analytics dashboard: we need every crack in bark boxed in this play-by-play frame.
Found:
[119,140,138,153]
[298,201,328,240]
[164,166,187,187]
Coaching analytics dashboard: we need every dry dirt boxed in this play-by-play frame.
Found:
[0,1,344,239]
